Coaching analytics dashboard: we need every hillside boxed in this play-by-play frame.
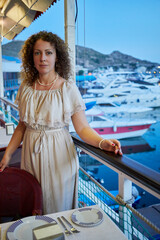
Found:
[76,45,158,71]
[2,40,159,71]
[2,40,24,58]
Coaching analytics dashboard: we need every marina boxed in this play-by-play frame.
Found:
[0,1,160,238]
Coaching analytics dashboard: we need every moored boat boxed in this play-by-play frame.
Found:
[88,116,156,139]
[70,113,156,139]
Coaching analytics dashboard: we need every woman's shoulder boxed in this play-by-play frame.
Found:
[62,79,77,90]
[20,80,32,88]
[17,81,33,96]
[62,79,84,103]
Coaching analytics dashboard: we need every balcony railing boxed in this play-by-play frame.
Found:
[0,96,160,240]
[73,136,160,239]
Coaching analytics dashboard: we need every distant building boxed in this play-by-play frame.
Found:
[2,55,21,101]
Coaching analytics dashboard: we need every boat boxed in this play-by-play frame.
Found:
[70,113,156,139]
[85,101,97,110]
[83,71,160,108]
[85,81,160,108]
[84,100,153,116]
[89,115,156,139]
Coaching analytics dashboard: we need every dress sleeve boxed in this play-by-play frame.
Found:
[62,81,86,124]
[14,83,24,108]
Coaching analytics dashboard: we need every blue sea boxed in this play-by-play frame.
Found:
[125,120,160,173]
[123,120,160,208]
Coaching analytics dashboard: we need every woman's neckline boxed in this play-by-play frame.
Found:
[31,79,67,92]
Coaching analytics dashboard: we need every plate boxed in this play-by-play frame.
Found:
[71,207,103,227]
[6,215,56,240]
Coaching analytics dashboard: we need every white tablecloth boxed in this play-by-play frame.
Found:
[0,205,128,240]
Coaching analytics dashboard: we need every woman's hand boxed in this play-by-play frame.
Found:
[99,139,123,155]
[0,121,26,172]
[0,154,10,172]
[71,111,123,155]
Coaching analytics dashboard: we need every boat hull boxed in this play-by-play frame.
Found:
[93,124,153,139]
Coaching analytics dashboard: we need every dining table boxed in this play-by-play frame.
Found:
[0,205,128,240]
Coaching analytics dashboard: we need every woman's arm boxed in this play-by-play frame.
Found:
[71,110,122,155]
[0,121,26,171]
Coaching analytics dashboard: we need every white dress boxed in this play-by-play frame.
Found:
[15,80,86,214]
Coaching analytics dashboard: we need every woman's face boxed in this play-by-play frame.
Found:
[33,39,57,76]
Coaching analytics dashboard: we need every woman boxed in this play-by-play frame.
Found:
[0,31,122,214]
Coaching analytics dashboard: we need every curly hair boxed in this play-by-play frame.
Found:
[20,31,72,85]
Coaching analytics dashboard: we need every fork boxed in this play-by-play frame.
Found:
[57,217,72,235]
[61,216,80,233]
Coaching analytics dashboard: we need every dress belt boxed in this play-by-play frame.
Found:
[26,127,64,154]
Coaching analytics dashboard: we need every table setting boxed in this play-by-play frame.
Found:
[0,205,128,240]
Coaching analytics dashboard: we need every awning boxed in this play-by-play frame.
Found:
[0,0,58,40]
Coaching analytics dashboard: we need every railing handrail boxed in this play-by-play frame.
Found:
[72,134,160,198]
[0,97,18,111]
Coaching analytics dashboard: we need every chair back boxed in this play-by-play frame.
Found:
[0,167,43,221]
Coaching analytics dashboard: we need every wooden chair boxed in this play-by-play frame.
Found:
[0,167,43,223]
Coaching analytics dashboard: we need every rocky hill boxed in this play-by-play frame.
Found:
[76,45,159,71]
[2,40,159,71]
[2,40,24,58]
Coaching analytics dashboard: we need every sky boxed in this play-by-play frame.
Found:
[2,0,160,63]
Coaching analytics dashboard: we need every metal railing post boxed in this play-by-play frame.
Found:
[118,174,133,239]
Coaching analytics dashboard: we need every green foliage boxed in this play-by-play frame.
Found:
[78,70,84,75]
